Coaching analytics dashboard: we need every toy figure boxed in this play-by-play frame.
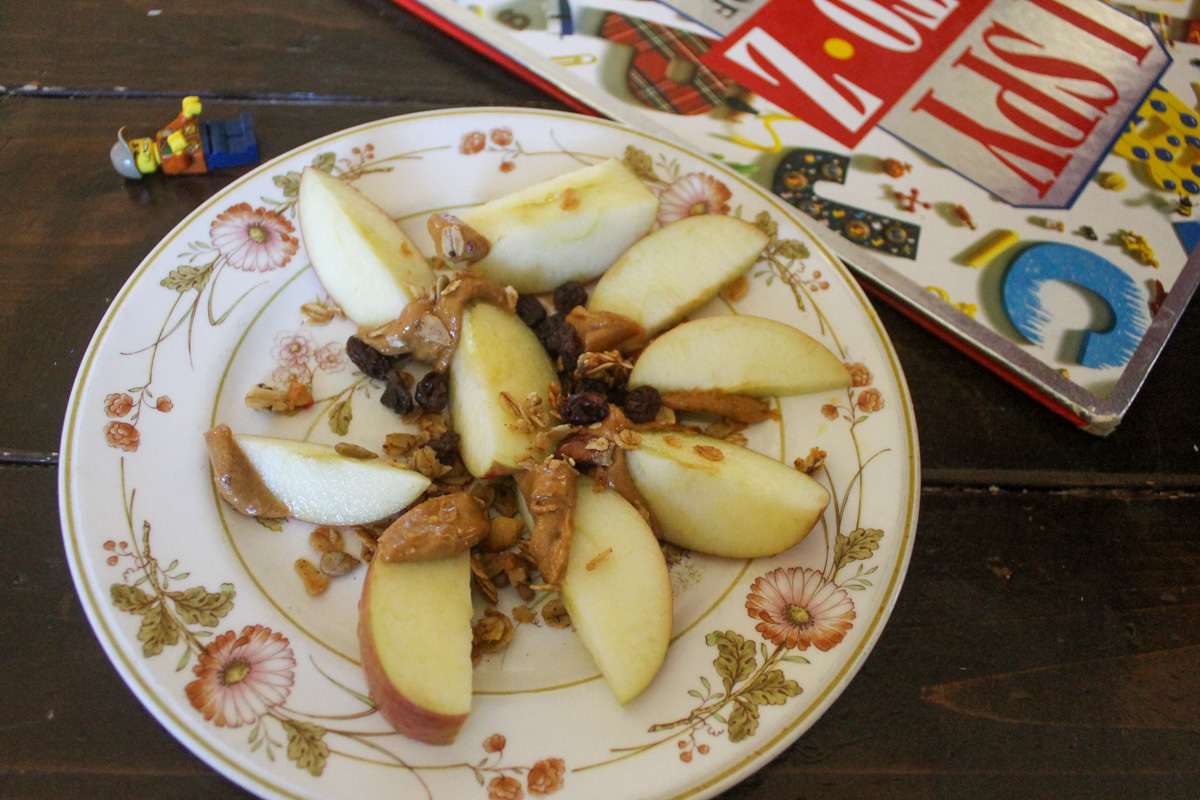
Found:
[110,97,258,178]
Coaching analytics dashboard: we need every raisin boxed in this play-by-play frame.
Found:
[515,294,547,328]
[414,371,449,412]
[557,370,577,397]
[424,431,462,465]
[575,378,610,396]
[534,312,566,344]
[346,336,394,381]
[623,385,661,423]
[559,392,610,425]
[553,280,588,314]
[546,322,583,369]
[380,370,414,415]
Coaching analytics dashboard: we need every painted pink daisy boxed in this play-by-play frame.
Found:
[657,173,732,225]
[313,341,345,373]
[746,567,855,652]
[272,331,315,369]
[210,203,299,272]
[185,625,296,727]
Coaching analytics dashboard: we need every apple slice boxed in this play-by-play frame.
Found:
[456,159,659,294]
[563,478,673,705]
[298,167,435,327]
[358,551,473,745]
[626,431,829,558]
[449,302,559,477]
[215,429,431,525]
[628,315,851,396]
[588,214,769,339]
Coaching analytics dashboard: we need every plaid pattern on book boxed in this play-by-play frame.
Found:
[599,12,729,116]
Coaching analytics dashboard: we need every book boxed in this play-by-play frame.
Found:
[388,0,1200,433]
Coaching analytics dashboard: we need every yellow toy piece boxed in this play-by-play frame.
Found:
[165,129,189,155]
[1112,86,1200,195]
[1117,230,1160,268]
[960,229,1019,268]
[128,135,161,175]
[1099,172,1128,191]
[924,286,978,318]
[110,97,257,179]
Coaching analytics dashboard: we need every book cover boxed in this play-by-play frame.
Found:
[389,0,1200,433]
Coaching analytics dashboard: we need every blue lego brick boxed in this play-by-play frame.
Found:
[201,112,259,170]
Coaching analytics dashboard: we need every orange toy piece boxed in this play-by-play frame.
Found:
[157,96,208,175]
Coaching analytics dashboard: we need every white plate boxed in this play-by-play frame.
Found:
[60,108,919,800]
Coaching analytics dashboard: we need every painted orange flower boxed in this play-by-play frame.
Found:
[210,203,298,273]
[483,733,507,753]
[490,127,514,146]
[821,404,839,420]
[105,421,139,452]
[460,130,487,155]
[488,775,524,800]
[845,362,872,387]
[527,758,566,795]
[856,388,885,413]
[105,392,134,418]
[185,625,296,728]
[155,396,174,412]
[746,567,855,652]
[657,173,731,225]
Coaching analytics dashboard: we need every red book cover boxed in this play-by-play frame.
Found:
[387,0,1200,433]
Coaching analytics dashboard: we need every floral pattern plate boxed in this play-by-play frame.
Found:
[60,108,919,800]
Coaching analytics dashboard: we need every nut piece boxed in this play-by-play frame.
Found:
[309,526,343,555]
[245,380,314,415]
[428,212,491,264]
[319,550,360,577]
[472,608,515,663]
[542,596,572,628]
[295,558,330,595]
[334,442,378,460]
[482,516,525,552]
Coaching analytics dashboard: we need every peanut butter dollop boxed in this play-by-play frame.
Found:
[375,493,490,562]
[203,424,291,518]
[517,458,577,586]
[359,272,515,373]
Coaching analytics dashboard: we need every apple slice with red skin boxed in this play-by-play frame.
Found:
[357,551,473,745]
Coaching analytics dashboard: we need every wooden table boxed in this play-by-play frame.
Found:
[3,1,1199,797]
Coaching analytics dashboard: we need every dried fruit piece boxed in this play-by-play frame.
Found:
[415,371,450,412]
[347,335,396,381]
[515,294,548,328]
[553,280,588,314]
[381,369,415,415]
[622,385,661,424]
[559,392,609,425]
